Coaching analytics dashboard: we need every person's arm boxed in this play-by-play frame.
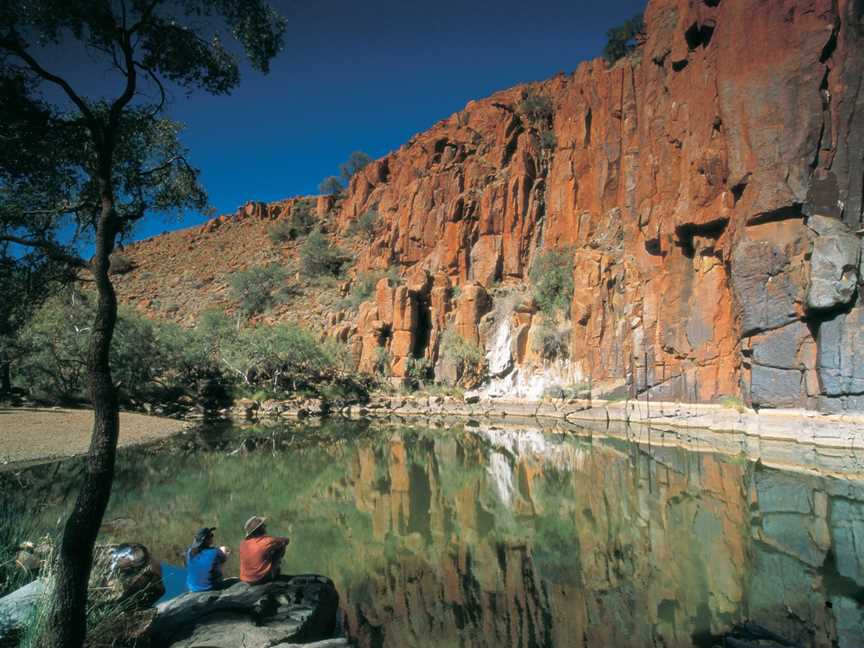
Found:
[263,536,289,560]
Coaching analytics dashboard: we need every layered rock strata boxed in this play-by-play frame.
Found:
[330,0,864,411]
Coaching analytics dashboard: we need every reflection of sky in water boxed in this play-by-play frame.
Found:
[28,419,864,648]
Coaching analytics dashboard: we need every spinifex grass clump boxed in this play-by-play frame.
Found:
[15,544,161,648]
[0,499,41,599]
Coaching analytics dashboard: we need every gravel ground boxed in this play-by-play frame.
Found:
[0,407,188,469]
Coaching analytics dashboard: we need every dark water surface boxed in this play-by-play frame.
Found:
[12,418,864,647]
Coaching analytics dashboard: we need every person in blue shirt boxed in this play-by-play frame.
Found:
[185,527,229,592]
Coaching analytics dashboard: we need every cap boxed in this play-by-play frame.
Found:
[191,527,216,549]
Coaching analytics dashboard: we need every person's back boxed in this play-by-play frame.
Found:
[185,527,228,592]
[186,546,224,592]
[239,515,289,584]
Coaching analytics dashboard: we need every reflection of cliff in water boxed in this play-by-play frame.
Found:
[328,425,864,648]
[16,420,864,647]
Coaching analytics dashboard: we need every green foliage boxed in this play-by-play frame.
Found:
[439,327,485,366]
[0,255,72,396]
[0,4,288,640]
[13,305,367,403]
[13,291,207,403]
[603,14,645,64]
[346,209,379,238]
[529,247,574,317]
[289,199,317,236]
[518,89,553,123]
[373,346,391,377]
[14,292,100,401]
[539,130,557,150]
[318,176,343,196]
[718,395,746,412]
[221,323,345,393]
[339,271,380,311]
[228,263,293,318]
[299,230,350,278]
[405,357,432,386]
[0,499,42,598]
[340,151,373,183]
[338,268,398,311]
[532,322,570,360]
[268,200,317,244]
[267,219,295,244]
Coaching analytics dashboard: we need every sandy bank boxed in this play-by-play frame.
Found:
[0,407,189,470]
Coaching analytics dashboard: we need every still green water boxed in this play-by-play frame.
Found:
[15,418,864,647]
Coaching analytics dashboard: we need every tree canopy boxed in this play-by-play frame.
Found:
[603,13,645,65]
[0,2,287,646]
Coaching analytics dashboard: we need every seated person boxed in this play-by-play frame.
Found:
[185,527,229,592]
[239,515,290,584]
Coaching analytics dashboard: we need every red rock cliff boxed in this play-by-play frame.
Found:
[333,0,864,410]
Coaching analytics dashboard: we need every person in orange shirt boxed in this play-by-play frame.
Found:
[239,515,290,584]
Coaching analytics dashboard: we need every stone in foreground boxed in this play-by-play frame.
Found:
[150,575,340,648]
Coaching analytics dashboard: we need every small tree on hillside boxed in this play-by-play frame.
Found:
[228,264,294,318]
[0,3,286,646]
[319,175,343,196]
[340,150,372,183]
[300,229,350,278]
[603,14,645,65]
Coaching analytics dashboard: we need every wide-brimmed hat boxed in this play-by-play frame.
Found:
[191,527,216,549]
[244,516,267,538]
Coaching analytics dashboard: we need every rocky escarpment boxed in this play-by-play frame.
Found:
[328,0,864,411]
[115,0,864,413]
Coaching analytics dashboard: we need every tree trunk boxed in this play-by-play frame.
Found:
[0,353,10,396]
[37,197,119,648]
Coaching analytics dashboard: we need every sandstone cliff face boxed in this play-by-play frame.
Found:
[333,0,864,410]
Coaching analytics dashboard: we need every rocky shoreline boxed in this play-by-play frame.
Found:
[4,392,864,473]
[232,393,864,450]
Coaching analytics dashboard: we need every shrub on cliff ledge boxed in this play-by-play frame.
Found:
[346,209,379,238]
[300,230,350,278]
[440,327,485,366]
[518,89,553,123]
[439,326,486,387]
[268,200,316,243]
[603,14,645,65]
[319,176,343,196]
[532,322,571,361]
[340,151,373,183]
[539,130,557,151]
[529,247,574,317]
[338,269,398,311]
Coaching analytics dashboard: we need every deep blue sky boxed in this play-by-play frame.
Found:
[62,0,646,241]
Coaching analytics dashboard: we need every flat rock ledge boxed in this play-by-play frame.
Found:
[341,396,864,449]
[150,575,342,648]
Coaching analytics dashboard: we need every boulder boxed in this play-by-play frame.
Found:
[806,215,860,311]
[464,390,481,404]
[434,354,462,386]
[0,579,44,639]
[150,575,340,648]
